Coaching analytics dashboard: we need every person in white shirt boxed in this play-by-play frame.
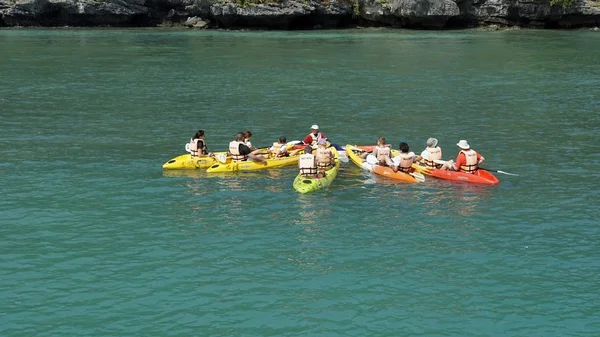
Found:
[393,142,422,173]
[243,130,255,151]
[418,137,450,170]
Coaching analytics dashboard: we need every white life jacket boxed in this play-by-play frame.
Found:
[316,147,331,169]
[375,145,391,164]
[271,142,286,157]
[460,149,478,173]
[189,138,198,157]
[299,154,317,176]
[397,152,414,172]
[309,132,323,146]
[422,146,442,168]
[229,141,247,161]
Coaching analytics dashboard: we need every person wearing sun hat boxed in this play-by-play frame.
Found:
[419,137,445,169]
[450,140,485,173]
[303,124,327,146]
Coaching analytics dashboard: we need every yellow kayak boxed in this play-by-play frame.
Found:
[163,141,301,170]
[293,148,340,194]
[162,152,229,170]
[206,152,302,173]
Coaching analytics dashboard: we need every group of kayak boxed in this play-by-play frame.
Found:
[163,125,505,193]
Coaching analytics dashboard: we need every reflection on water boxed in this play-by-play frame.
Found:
[419,180,496,217]
[162,169,207,179]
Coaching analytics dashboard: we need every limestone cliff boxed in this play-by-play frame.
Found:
[1,0,599,29]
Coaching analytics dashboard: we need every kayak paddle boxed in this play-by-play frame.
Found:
[434,160,518,176]
[480,168,519,176]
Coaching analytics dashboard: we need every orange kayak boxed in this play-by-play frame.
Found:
[346,144,418,183]
[419,166,499,185]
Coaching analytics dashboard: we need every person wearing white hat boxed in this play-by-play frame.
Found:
[419,137,445,169]
[450,140,485,173]
[303,124,327,146]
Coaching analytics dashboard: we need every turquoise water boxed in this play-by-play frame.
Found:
[1,29,600,336]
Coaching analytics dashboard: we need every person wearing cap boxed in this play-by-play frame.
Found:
[303,125,327,146]
[450,140,485,173]
[228,132,267,164]
[418,137,447,169]
[315,138,335,177]
[298,146,317,177]
[392,142,421,173]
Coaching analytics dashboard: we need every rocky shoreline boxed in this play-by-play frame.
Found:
[1,0,599,30]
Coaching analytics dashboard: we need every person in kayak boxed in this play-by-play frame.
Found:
[449,140,485,173]
[303,124,326,146]
[315,138,335,177]
[418,137,449,169]
[270,136,302,158]
[362,136,394,166]
[228,133,267,164]
[298,146,318,177]
[243,130,255,151]
[393,142,421,173]
[303,124,344,151]
[189,130,213,158]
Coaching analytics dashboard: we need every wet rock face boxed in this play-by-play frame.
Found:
[0,0,599,29]
[0,0,149,26]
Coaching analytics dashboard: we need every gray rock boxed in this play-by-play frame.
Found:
[467,0,600,28]
[1,0,600,28]
[184,14,208,27]
[361,0,459,28]
[1,0,148,26]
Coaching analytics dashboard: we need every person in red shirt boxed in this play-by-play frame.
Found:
[450,140,485,173]
[303,125,327,146]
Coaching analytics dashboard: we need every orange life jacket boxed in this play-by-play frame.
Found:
[299,154,317,176]
[422,146,442,168]
[316,147,331,169]
[228,141,247,161]
[460,150,478,173]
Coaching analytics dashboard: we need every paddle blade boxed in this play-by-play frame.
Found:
[338,152,349,163]
[366,155,378,165]
[216,154,227,163]
[410,172,426,182]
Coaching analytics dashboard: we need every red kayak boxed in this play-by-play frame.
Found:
[422,167,499,185]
